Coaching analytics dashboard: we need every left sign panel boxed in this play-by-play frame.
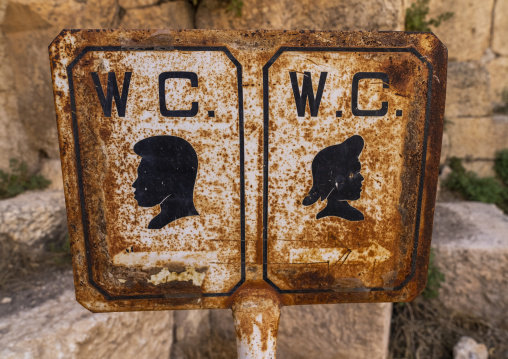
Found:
[54,43,245,309]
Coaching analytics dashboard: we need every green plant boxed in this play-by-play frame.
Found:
[226,0,243,17]
[495,149,508,185]
[445,157,505,203]
[421,248,445,299]
[0,159,51,199]
[444,156,508,213]
[405,0,453,32]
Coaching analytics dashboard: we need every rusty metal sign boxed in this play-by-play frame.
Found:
[49,30,446,313]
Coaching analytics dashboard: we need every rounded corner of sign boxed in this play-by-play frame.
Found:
[416,33,448,64]
[406,288,425,303]
[75,292,103,313]
[49,29,69,48]
[49,29,84,57]
[403,277,427,302]
[424,32,446,47]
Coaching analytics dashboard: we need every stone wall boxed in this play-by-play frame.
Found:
[1,0,505,177]
[196,0,404,30]
[0,0,120,173]
[0,0,404,175]
[169,304,393,359]
[0,284,392,359]
[432,202,508,329]
[425,0,508,174]
[0,0,194,174]
[0,289,175,359]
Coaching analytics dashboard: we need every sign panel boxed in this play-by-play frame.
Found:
[49,30,446,312]
[264,48,430,294]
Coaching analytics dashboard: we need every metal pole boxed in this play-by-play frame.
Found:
[231,283,282,359]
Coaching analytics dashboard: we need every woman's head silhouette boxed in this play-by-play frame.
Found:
[132,135,199,229]
[303,135,365,221]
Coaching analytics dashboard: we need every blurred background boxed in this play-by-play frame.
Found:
[0,0,507,358]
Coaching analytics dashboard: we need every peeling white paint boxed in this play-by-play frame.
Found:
[289,242,391,265]
[147,267,206,286]
[113,251,218,268]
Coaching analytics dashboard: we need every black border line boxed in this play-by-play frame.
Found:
[67,46,245,300]
[262,47,433,294]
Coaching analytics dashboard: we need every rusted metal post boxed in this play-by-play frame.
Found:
[231,284,282,358]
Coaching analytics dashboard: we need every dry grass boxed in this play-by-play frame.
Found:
[389,296,508,359]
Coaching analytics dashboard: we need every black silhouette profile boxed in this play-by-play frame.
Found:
[132,136,199,229]
[302,135,365,221]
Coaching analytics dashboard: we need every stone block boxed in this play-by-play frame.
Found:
[0,1,7,23]
[1,0,119,170]
[170,309,238,358]
[0,290,174,359]
[277,303,392,359]
[39,158,63,191]
[492,0,508,56]
[120,2,194,29]
[196,0,404,31]
[440,131,450,165]
[445,61,490,118]
[446,116,508,164]
[432,202,508,329]
[0,30,38,172]
[0,190,67,250]
[487,56,508,108]
[176,303,392,359]
[208,309,238,356]
[171,310,211,358]
[427,0,494,61]
[119,0,159,9]
[0,30,14,92]
[461,160,497,178]
[1,0,118,31]
[0,87,38,172]
[4,29,69,162]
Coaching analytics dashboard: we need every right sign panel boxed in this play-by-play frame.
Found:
[264,48,432,296]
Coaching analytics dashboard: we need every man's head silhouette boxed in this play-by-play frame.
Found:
[132,135,199,229]
[303,135,365,221]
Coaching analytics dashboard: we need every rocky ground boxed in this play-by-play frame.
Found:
[0,187,71,318]
[389,297,508,358]
[0,256,73,319]
[389,197,508,358]
[0,191,393,358]
[1,189,507,358]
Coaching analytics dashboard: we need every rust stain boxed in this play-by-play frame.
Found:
[49,29,446,312]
